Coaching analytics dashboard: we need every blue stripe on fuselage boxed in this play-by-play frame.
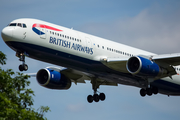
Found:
[32,27,45,35]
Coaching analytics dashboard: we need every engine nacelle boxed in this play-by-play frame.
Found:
[126,56,166,77]
[36,68,71,90]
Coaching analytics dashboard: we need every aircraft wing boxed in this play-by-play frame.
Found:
[30,66,118,86]
[103,53,180,69]
[101,57,129,73]
[101,54,180,79]
[152,53,180,66]
[26,73,36,77]
[28,53,180,86]
[103,53,180,66]
[59,68,118,86]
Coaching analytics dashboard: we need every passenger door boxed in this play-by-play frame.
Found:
[85,37,92,48]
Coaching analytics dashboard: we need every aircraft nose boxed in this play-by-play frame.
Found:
[1,27,13,42]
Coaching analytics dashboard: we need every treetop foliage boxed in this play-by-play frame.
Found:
[0,51,50,120]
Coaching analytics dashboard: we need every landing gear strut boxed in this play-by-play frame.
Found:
[87,77,106,103]
[16,52,28,71]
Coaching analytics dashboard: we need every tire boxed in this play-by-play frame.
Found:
[152,87,158,95]
[23,64,28,71]
[99,93,106,101]
[146,88,152,96]
[93,94,99,102]
[19,65,24,71]
[87,95,93,103]
[140,88,146,97]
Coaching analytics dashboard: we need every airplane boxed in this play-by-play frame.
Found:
[1,18,180,103]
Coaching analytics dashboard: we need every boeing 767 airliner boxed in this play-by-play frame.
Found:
[1,18,180,103]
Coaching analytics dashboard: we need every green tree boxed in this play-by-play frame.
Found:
[0,51,50,120]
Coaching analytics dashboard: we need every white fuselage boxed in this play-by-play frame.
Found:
[2,18,180,96]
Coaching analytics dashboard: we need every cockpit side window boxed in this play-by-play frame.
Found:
[17,23,22,27]
[23,24,27,28]
[9,23,16,26]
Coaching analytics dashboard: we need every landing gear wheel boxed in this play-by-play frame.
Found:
[93,94,99,102]
[87,95,93,103]
[140,86,159,97]
[99,93,106,101]
[19,65,24,71]
[23,64,28,71]
[147,88,153,96]
[19,64,28,71]
[152,87,158,94]
[140,88,146,97]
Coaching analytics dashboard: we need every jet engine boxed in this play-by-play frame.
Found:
[126,56,167,77]
[36,68,71,90]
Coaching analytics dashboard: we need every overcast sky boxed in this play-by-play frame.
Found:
[1,0,180,120]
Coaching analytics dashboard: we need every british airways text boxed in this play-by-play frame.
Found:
[49,37,93,55]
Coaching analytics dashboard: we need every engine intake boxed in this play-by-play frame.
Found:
[36,68,71,90]
[126,56,166,77]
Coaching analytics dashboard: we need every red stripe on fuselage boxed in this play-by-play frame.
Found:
[32,24,62,31]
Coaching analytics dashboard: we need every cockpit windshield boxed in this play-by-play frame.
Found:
[8,23,27,28]
[9,23,16,26]
[17,23,22,27]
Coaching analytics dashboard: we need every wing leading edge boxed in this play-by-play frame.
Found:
[153,53,180,66]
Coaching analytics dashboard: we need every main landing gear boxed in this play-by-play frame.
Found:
[87,93,106,103]
[16,52,28,71]
[140,86,158,97]
[87,77,106,103]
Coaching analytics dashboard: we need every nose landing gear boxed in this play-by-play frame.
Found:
[16,52,28,71]
[19,64,28,71]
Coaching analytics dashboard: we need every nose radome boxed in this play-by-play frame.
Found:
[1,27,13,42]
